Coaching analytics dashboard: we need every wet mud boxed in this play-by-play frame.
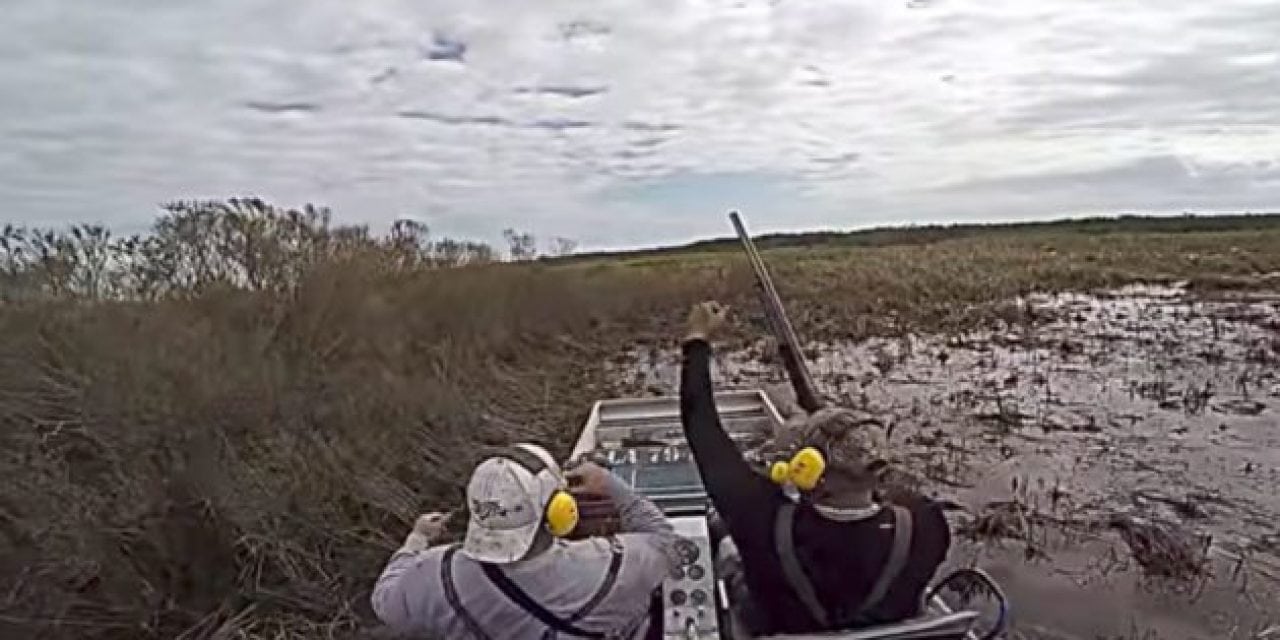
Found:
[609,284,1280,639]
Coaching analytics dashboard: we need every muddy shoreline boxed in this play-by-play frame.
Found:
[609,283,1280,639]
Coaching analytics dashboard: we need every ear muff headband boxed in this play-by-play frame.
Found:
[513,443,560,475]
[498,445,579,538]
[500,444,552,475]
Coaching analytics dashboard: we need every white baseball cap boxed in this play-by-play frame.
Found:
[462,443,565,564]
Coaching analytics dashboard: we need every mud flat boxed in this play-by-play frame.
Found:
[609,284,1280,639]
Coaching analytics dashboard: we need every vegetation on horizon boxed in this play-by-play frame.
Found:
[0,199,580,303]
[8,201,1278,303]
[571,211,1280,262]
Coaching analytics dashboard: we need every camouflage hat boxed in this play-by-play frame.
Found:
[797,407,887,484]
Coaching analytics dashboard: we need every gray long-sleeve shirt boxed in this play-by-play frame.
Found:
[373,473,678,639]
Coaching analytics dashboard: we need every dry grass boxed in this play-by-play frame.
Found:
[0,256,726,640]
[4,209,1280,639]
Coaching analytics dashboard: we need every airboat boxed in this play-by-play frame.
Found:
[564,212,1010,639]
[568,391,1008,640]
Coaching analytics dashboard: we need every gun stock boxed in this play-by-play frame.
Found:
[729,211,824,413]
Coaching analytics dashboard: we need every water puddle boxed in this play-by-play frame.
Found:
[608,284,1280,638]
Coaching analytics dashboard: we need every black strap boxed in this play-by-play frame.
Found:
[775,502,831,627]
[496,445,552,475]
[568,539,626,623]
[541,539,625,640]
[442,545,494,640]
[774,504,916,628]
[852,505,914,620]
[480,542,625,639]
[481,564,603,638]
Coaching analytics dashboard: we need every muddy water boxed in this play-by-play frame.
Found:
[609,284,1280,639]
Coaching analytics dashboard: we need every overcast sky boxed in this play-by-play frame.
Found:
[2,0,1279,250]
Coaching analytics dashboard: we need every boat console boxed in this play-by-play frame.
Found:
[571,391,780,639]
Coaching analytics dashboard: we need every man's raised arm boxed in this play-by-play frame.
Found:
[679,303,776,526]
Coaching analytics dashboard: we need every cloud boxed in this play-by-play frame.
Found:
[514,85,609,99]
[557,19,612,41]
[244,101,321,115]
[938,154,1280,208]
[1,0,1279,248]
[621,122,683,133]
[397,110,512,127]
[527,118,594,131]
[369,67,398,85]
[423,32,467,62]
[812,152,860,165]
[627,137,669,149]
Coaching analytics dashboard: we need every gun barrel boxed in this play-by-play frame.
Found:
[730,211,824,413]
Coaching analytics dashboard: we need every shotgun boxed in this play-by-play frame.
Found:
[729,211,824,414]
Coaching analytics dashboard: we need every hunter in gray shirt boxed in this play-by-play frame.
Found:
[372,443,679,639]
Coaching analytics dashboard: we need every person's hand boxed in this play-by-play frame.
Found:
[685,301,729,343]
[565,461,613,497]
[414,512,452,539]
[401,511,452,552]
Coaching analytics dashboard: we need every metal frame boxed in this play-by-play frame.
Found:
[571,390,786,458]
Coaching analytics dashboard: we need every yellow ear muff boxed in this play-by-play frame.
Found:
[770,461,791,485]
[789,447,826,491]
[545,490,579,538]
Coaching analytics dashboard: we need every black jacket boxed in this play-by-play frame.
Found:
[679,339,951,634]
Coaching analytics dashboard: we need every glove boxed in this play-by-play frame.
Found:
[566,461,614,497]
[401,511,451,553]
[685,301,729,343]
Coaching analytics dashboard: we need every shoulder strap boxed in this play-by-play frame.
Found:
[776,504,918,629]
[481,543,626,640]
[540,540,626,640]
[774,502,831,628]
[442,545,495,640]
[568,538,626,624]
[852,505,914,620]
[481,563,604,639]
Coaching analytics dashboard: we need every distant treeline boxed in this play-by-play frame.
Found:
[569,212,1280,262]
[6,203,1278,301]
